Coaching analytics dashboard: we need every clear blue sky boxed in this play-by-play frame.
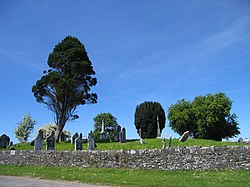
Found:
[0,1,249,143]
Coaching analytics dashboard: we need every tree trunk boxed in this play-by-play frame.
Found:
[55,123,65,143]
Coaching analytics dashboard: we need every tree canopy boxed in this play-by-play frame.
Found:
[168,92,240,141]
[32,36,97,142]
[134,101,166,138]
[93,113,119,141]
[14,114,36,143]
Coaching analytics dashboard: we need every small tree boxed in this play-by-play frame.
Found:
[14,114,36,143]
[93,113,119,141]
[134,101,166,138]
[32,36,97,142]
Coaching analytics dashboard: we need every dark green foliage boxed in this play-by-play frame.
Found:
[32,36,97,142]
[134,101,166,138]
[93,113,119,141]
[168,92,240,141]
[167,99,196,137]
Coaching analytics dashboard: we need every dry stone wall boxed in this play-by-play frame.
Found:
[0,146,249,170]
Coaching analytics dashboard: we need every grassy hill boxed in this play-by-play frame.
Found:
[2,138,248,151]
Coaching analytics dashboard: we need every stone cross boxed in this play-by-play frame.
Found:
[71,132,79,145]
[88,130,95,150]
[100,120,106,140]
[34,129,43,150]
[157,115,161,138]
[75,133,83,151]
[162,137,166,150]
[179,131,190,142]
[120,127,126,143]
[101,120,105,133]
[46,132,55,150]
[168,135,172,147]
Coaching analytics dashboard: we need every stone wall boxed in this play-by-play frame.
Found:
[0,146,249,170]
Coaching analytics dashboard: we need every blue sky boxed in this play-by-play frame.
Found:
[0,0,249,143]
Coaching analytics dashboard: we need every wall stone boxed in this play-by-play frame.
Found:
[0,146,249,170]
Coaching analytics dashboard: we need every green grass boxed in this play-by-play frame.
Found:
[0,165,249,187]
[2,138,248,151]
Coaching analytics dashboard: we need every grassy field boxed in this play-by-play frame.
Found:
[2,138,248,151]
[1,140,249,186]
[0,165,249,187]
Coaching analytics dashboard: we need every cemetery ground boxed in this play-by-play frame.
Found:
[2,138,249,151]
[1,139,249,186]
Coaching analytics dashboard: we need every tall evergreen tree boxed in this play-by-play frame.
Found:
[32,36,97,142]
[134,101,166,138]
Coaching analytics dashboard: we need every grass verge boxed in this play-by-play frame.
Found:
[3,138,249,151]
[0,165,249,187]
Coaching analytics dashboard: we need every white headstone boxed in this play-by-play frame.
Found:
[101,120,105,133]
[157,115,161,138]
[179,131,190,142]
[139,128,144,144]
[162,137,166,150]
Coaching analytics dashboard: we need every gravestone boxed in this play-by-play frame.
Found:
[114,125,121,142]
[106,132,111,142]
[168,136,172,147]
[120,127,126,143]
[75,133,83,151]
[140,138,145,144]
[162,137,166,150]
[238,137,243,143]
[0,134,10,148]
[46,132,55,150]
[71,133,79,145]
[139,128,145,144]
[179,131,190,142]
[9,141,15,150]
[34,129,43,150]
[100,120,106,140]
[9,141,13,147]
[88,130,95,150]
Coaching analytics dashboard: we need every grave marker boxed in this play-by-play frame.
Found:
[88,130,95,150]
[75,133,83,151]
[120,127,126,143]
[34,129,43,150]
[179,131,189,142]
[46,132,55,150]
[71,133,79,144]
[0,134,10,148]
